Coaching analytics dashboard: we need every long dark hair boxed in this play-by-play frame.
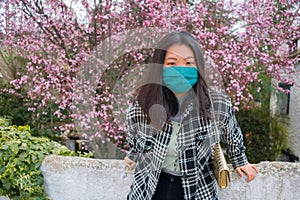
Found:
[135,31,210,123]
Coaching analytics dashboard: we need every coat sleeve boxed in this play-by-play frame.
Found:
[220,98,249,169]
[125,104,140,162]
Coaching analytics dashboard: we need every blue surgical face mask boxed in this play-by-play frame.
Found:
[162,66,198,93]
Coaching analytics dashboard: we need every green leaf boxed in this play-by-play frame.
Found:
[11,144,19,155]
[19,142,28,150]
[17,125,31,132]
[19,152,28,162]
[31,154,37,163]
[0,144,9,150]
[2,179,11,190]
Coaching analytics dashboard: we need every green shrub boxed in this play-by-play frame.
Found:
[236,73,289,163]
[0,80,32,126]
[0,122,91,200]
[236,107,288,163]
[0,118,11,127]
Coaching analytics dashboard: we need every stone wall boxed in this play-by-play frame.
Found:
[288,62,300,159]
[270,61,300,161]
[39,155,300,200]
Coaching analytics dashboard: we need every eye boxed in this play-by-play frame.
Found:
[167,62,176,66]
[186,61,195,65]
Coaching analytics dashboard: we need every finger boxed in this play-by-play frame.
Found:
[124,157,130,165]
[125,164,130,171]
[124,157,134,165]
[235,167,244,177]
[238,166,251,181]
[127,163,135,171]
[245,167,257,182]
[247,173,254,182]
[252,165,259,174]
[248,172,256,182]
[125,164,132,171]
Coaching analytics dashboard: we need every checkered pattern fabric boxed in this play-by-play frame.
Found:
[126,92,248,200]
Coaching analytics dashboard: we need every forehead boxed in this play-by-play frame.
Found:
[165,44,194,58]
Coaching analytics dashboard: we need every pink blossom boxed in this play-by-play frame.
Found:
[0,0,298,149]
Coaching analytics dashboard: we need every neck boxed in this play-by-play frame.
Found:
[174,91,190,99]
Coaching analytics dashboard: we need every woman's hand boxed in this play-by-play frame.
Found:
[235,163,258,182]
[124,157,136,171]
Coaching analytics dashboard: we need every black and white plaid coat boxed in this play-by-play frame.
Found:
[126,92,249,200]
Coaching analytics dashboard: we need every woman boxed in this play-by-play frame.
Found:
[124,31,258,200]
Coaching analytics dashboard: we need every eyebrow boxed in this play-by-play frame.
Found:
[166,56,195,60]
[166,57,177,60]
[184,56,195,60]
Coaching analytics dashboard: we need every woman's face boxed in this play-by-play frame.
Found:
[163,44,196,68]
[162,44,198,96]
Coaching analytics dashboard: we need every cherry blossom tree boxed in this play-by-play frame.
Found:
[0,0,299,150]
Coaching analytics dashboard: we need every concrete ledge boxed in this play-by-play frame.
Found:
[41,155,133,200]
[221,161,300,200]
[41,155,300,200]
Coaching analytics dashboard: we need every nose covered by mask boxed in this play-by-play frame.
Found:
[163,66,198,93]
